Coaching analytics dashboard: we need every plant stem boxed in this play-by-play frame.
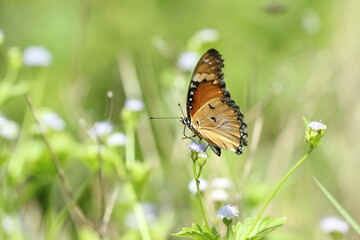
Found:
[100,187,120,236]
[125,127,135,168]
[241,148,313,240]
[226,224,230,240]
[123,119,151,240]
[192,160,210,230]
[125,183,151,240]
[24,94,98,233]
[97,141,105,227]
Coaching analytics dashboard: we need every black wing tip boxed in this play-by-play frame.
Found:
[207,48,220,56]
[210,145,221,157]
[206,48,224,68]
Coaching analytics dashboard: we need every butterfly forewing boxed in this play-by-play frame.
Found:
[185,49,247,156]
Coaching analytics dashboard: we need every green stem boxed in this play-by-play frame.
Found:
[97,141,105,225]
[197,165,203,179]
[125,127,135,168]
[226,224,230,240]
[332,232,342,240]
[192,160,210,230]
[124,121,151,239]
[241,148,313,240]
[125,183,151,240]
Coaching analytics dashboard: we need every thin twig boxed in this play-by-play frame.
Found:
[24,94,98,233]
[98,91,115,232]
[107,91,114,122]
[97,140,106,226]
[100,186,120,236]
[79,117,106,234]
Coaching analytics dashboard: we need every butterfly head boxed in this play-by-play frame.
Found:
[180,117,190,127]
[181,117,197,133]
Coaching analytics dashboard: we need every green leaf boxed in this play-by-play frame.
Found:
[173,223,220,240]
[314,177,360,235]
[234,216,286,240]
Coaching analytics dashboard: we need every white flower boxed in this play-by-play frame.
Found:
[124,99,144,112]
[308,121,326,131]
[210,189,229,202]
[217,204,239,220]
[177,51,199,72]
[189,141,207,153]
[89,121,113,139]
[302,10,321,35]
[40,112,66,131]
[106,132,126,146]
[193,29,220,43]
[23,46,52,67]
[188,178,208,194]
[0,29,4,45]
[320,216,349,234]
[0,116,7,125]
[125,202,158,229]
[211,178,233,189]
[0,116,19,140]
[198,151,208,159]
[2,215,19,234]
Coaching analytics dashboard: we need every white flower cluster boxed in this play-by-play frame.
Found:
[177,51,200,72]
[0,115,19,140]
[210,178,233,202]
[189,141,207,153]
[40,111,66,131]
[188,176,234,203]
[217,204,239,220]
[308,121,326,131]
[23,46,52,67]
[124,98,144,112]
[89,121,126,147]
[188,178,208,194]
[320,216,349,234]
[0,29,4,45]
[192,29,220,43]
[302,10,321,35]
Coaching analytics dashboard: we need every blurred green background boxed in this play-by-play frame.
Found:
[1,0,359,239]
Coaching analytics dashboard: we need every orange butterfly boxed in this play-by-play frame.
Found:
[181,49,247,156]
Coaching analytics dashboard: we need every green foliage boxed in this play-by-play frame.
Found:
[173,223,220,240]
[233,216,287,240]
[127,161,153,195]
[173,217,286,240]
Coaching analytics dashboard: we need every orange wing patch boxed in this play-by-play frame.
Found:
[189,81,224,118]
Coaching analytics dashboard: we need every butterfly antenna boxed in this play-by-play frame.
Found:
[178,103,186,118]
[149,116,181,120]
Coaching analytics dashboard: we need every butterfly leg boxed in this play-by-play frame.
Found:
[181,124,196,139]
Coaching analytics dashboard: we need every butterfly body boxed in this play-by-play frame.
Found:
[181,49,247,156]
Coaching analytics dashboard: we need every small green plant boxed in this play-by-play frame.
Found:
[174,117,328,240]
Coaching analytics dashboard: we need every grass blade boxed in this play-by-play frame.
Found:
[314,177,360,235]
